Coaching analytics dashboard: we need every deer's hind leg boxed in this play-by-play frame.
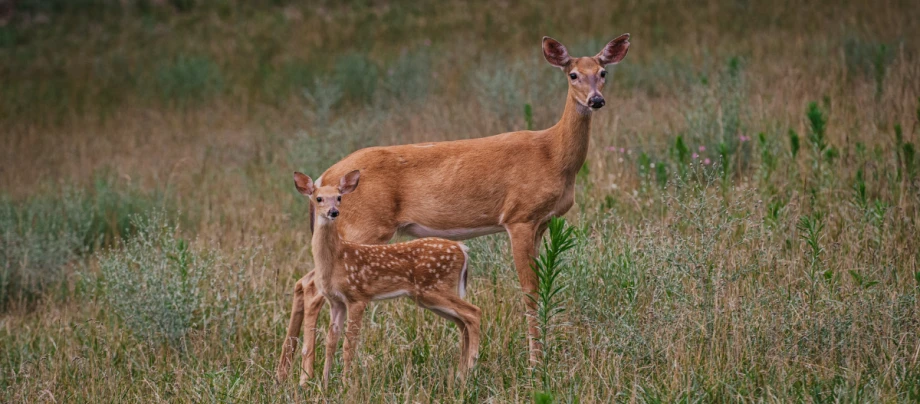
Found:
[276,275,307,382]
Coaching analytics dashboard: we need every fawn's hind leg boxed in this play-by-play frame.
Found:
[419,294,482,376]
[342,301,367,377]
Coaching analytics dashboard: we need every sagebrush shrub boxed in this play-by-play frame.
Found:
[0,175,168,311]
[0,191,90,309]
[99,213,206,346]
[99,212,252,347]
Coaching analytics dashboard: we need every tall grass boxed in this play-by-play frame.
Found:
[2,0,920,401]
[0,175,168,311]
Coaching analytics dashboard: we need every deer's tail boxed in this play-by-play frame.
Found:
[458,243,470,299]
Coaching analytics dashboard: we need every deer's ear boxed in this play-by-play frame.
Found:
[596,33,630,66]
[542,36,571,69]
[293,172,314,196]
[339,170,360,195]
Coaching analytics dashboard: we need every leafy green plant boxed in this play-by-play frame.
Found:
[674,135,690,177]
[797,213,826,280]
[852,169,868,210]
[848,270,878,289]
[655,162,669,187]
[895,124,917,181]
[524,103,534,130]
[806,102,828,155]
[758,132,776,181]
[765,198,786,226]
[789,129,801,159]
[717,141,731,180]
[530,216,576,401]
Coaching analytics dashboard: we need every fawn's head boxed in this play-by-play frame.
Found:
[543,34,630,110]
[293,170,361,221]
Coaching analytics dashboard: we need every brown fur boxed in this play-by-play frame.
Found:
[308,35,630,361]
[277,173,480,388]
[309,34,629,361]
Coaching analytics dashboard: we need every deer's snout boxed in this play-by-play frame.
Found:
[588,95,605,109]
[328,208,339,218]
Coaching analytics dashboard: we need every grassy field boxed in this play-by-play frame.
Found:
[2,0,920,401]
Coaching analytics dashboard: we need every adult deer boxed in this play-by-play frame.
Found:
[278,171,480,388]
[308,34,629,361]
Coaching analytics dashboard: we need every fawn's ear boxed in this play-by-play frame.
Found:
[542,36,571,69]
[595,33,630,66]
[339,170,360,195]
[293,172,314,196]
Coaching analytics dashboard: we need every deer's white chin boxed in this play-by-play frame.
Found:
[575,102,594,115]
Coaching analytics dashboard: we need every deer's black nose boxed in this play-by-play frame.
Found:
[329,209,339,218]
[588,96,605,109]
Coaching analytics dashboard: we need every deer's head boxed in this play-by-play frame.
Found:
[543,34,630,110]
[293,170,360,221]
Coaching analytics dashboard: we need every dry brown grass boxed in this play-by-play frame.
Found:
[2,0,920,402]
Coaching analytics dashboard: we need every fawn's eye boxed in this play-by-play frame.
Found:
[336,196,341,202]
[316,197,323,203]
[569,73,577,80]
[600,70,607,78]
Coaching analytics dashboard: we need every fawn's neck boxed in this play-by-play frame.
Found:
[550,90,594,175]
[311,216,342,289]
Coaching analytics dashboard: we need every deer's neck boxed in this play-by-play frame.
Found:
[311,216,342,288]
[550,91,594,175]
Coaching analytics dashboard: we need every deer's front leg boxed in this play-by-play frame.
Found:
[506,222,542,364]
[342,301,367,377]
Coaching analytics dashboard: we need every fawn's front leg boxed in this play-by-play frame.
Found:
[342,301,367,377]
[299,276,326,386]
[322,300,346,390]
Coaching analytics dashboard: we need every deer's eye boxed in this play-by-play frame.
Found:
[569,73,577,80]
[336,196,341,202]
[600,70,607,78]
[316,197,323,203]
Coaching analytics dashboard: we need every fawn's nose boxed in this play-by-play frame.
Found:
[329,209,339,218]
[588,96,605,109]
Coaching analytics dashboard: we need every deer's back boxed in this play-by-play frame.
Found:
[320,130,570,235]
